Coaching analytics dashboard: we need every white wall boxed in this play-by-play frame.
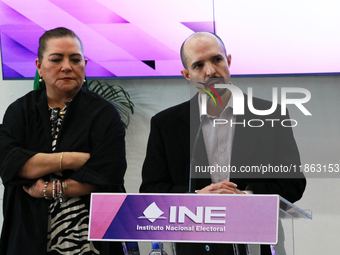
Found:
[1,49,340,253]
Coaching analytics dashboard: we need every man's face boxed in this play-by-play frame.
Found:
[181,34,231,96]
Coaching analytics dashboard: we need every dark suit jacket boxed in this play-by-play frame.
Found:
[140,94,306,255]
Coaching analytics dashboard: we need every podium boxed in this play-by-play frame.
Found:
[89,194,311,255]
[272,196,312,255]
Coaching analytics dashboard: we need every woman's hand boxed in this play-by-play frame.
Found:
[23,177,98,199]
[23,178,46,198]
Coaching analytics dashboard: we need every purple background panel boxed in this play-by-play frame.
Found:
[89,194,279,244]
[1,0,340,78]
[49,0,129,25]
[0,0,213,79]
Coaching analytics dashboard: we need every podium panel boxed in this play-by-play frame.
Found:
[89,194,311,255]
[89,193,279,244]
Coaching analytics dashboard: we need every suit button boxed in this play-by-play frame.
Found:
[205,245,210,251]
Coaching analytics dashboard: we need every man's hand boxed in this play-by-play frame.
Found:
[196,180,246,194]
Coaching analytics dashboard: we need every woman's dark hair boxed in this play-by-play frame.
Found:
[38,27,84,62]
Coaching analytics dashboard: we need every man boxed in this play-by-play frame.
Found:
[140,32,306,254]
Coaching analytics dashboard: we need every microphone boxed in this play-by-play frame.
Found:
[189,93,211,193]
[189,114,206,193]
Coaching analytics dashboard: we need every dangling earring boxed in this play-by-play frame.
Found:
[39,77,45,88]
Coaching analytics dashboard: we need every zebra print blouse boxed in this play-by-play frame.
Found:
[47,106,99,255]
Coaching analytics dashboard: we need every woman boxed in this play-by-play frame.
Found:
[0,27,126,254]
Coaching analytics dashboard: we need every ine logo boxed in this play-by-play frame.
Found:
[138,202,166,223]
[138,202,227,224]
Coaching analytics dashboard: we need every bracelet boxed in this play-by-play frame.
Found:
[43,181,52,200]
[56,180,62,203]
[49,180,66,203]
[56,180,60,197]
[52,180,56,199]
[59,152,64,171]
[57,180,65,203]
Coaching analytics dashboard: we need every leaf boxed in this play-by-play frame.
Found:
[88,80,135,128]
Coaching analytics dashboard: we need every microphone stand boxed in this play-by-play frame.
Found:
[189,114,206,193]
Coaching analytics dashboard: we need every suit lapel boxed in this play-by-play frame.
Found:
[181,95,211,189]
[177,100,190,161]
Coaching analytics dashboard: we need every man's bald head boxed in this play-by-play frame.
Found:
[180,32,227,70]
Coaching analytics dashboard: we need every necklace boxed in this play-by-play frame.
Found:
[48,99,73,112]
[48,105,67,110]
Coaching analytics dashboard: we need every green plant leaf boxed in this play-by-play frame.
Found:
[88,80,135,128]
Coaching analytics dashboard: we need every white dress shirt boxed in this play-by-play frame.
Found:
[198,94,236,183]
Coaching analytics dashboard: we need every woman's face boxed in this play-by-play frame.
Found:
[36,37,87,98]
